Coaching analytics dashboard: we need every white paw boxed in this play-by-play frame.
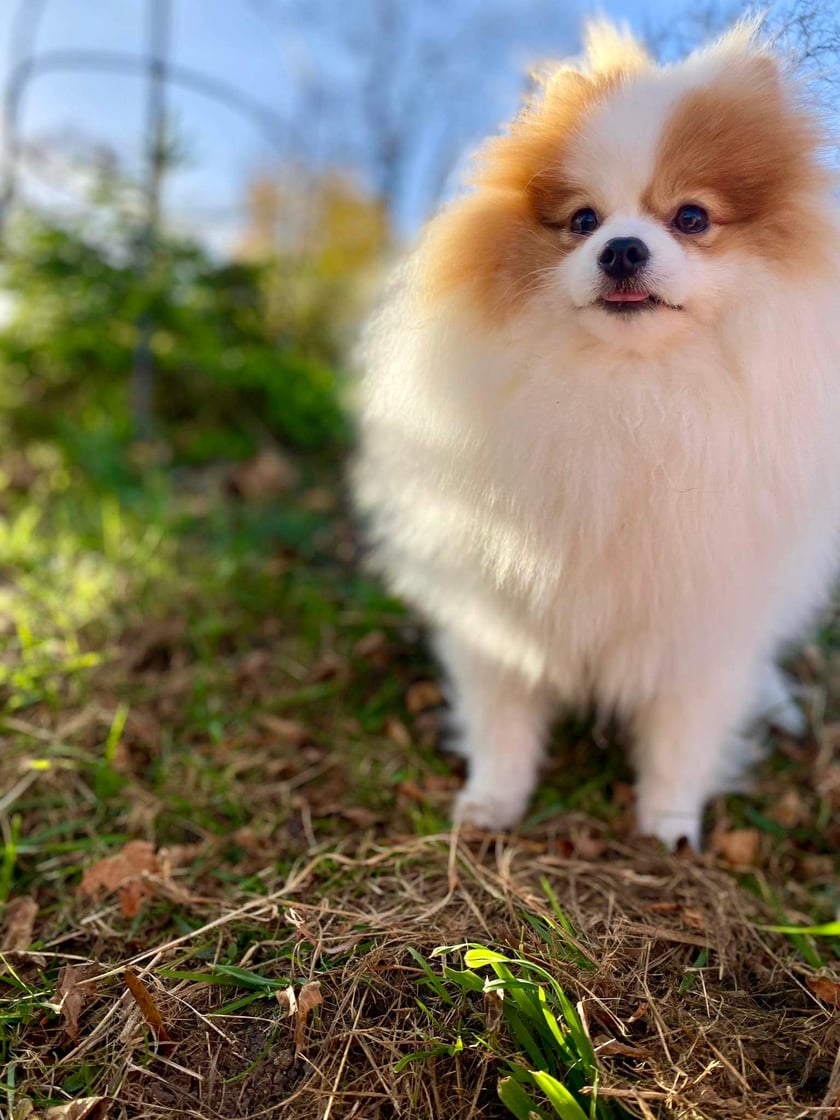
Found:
[636,801,702,851]
[453,786,528,831]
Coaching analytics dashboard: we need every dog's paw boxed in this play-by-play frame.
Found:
[453,787,526,831]
[636,803,702,852]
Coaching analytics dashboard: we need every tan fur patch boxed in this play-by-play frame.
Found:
[645,55,831,270]
[423,44,648,318]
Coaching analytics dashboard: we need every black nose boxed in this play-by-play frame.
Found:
[598,236,650,279]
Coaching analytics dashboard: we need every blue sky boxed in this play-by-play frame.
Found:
[0,0,713,248]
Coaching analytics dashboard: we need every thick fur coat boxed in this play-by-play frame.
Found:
[352,23,840,847]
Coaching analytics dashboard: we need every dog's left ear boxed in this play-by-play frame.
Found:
[711,19,784,95]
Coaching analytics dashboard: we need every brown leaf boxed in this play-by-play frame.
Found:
[597,1039,654,1059]
[682,908,706,932]
[157,843,205,875]
[276,981,324,1053]
[808,975,840,1007]
[397,779,427,804]
[406,680,443,713]
[55,964,99,1040]
[45,1098,113,1120]
[571,834,608,860]
[712,828,761,868]
[227,448,298,502]
[255,713,309,743]
[309,652,348,683]
[1,896,38,951]
[353,629,389,661]
[384,717,411,748]
[78,840,159,918]
[768,788,808,830]
[276,985,296,1015]
[125,970,173,1045]
[339,807,379,827]
[295,980,323,1053]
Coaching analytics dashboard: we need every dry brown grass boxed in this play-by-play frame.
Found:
[1,461,839,1120]
[7,821,840,1119]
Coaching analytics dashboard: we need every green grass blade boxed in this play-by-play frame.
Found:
[441,965,485,993]
[498,1075,551,1120]
[760,922,840,936]
[531,1071,590,1120]
[407,945,455,1004]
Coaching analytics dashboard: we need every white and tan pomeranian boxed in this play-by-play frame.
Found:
[352,22,840,848]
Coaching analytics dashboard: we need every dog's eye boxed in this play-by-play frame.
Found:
[569,208,600,235]
[673,204,709,234]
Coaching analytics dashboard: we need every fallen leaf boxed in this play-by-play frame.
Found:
[384,717,411,748]
[124,970,173,1045]
[276,985,296,1015]
[406,680,443,713]
[276,982,324,1052]
[596,1038,654,1059]
[55,964,99,1040]
[309,652,348,683]
[807,975,840,1007]
[295,980,323,1053]
[255,713,309,743]
[712,828,761,868]
[45,1098,113,1120]
[78,840,159,918]
[157,843,205,876]
[227,448,298,502]
[572,834,608,860]
[353,629,388,660]
[768,788,808,830]
[397,779,427,804]
[340,807,379,827]
[682,908,706,932]
[1,896,38,951]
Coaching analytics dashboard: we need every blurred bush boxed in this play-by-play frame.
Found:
[0,167,388,472]
[237,169,390,360]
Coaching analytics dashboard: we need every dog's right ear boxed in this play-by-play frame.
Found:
[582,19,652,75]
[528,20,652,106]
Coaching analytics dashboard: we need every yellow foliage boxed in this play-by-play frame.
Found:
[236,168,391,357]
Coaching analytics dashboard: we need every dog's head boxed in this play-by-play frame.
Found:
[424,22,832,352]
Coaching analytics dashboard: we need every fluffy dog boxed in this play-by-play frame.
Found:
[352,22,840,848]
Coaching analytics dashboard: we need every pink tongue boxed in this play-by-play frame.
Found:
[604,291,650,302]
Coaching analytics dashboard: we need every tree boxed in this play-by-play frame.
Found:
[250,0,579,233]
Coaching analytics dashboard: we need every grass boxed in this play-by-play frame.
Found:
[0,438,839,1119]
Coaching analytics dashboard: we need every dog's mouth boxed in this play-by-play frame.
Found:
[598,287,682,314]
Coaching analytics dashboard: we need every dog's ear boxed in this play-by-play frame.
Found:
[528,20,651,107]
[582,19,652,76]
[704,18,784,97]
